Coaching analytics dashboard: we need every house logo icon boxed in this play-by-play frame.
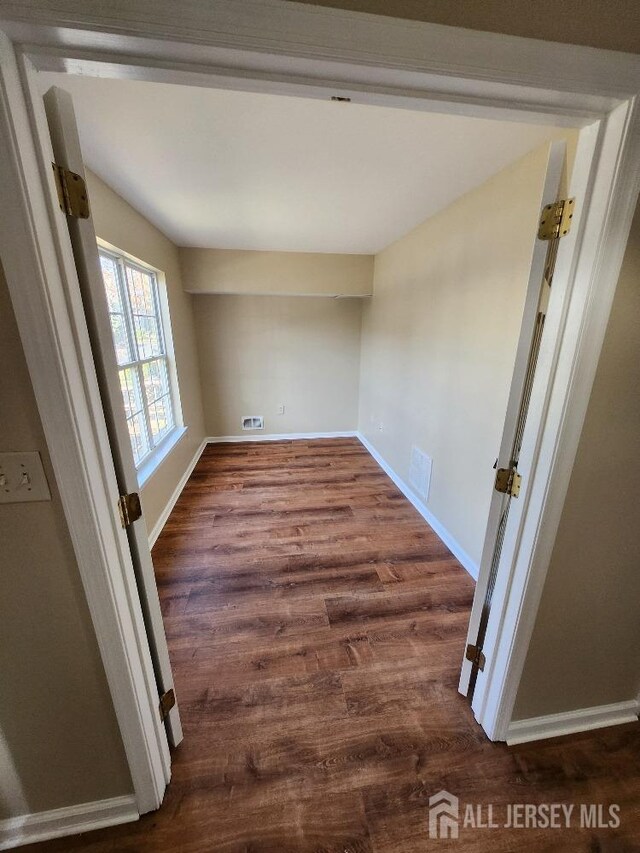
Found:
[429,790,459,839]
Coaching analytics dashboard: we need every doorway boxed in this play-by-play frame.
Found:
[0,4,636,829]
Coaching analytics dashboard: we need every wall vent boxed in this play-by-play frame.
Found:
[242,416,264,431]
[409,446,432,501]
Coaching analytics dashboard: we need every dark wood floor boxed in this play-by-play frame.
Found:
[28,439,640,851]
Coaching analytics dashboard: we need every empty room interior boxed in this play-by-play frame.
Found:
[2,45,640,853]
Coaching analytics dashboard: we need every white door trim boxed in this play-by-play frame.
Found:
[0,3,638,814]
[0,795,138,851]
[0,35,167,814]
[459,138,568,697]
[469,102,640,738]
[506,699,640,746]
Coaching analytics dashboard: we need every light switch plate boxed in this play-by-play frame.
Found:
[0,451,51,503]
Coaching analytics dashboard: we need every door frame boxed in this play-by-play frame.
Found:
[1,0,639,811]
[458,137,571,700]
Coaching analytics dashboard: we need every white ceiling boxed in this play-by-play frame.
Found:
[41,74,565,254]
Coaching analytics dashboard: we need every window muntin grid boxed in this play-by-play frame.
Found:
[99,249,176,467]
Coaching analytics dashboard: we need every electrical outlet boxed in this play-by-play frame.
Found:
[0,451,51,503]
[277,405,285,415]
[378,421,384,432]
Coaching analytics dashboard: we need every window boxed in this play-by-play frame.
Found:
[99,248,178,468]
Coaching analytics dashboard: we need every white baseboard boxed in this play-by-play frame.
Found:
[356,432,479,580]
[147,439,207,547]
[0,794,138,850]
[206,431,358,443]
[507,700,640,745]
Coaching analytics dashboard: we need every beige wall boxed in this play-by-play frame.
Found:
[513,205,640,719]
[289,0,640,54]
[358,143,559,567]
[180,248,373,297]
[193,295,363,437]
[0,265,131,818]
[87,171,206,535]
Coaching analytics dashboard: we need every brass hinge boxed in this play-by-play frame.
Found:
[538,197,575,241]
[466,644,486,672]
[159,688,176,721]
[117,492,142,527]
[52,162,91,219]
[495,467,522,498]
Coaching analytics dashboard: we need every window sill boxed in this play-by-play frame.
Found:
[137,426,188,488]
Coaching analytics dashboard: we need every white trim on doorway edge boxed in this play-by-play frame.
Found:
[0,795,137,851]
[0,33,168,816]
[507,700,640,745]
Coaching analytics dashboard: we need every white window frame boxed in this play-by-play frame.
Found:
[98,241,185,484]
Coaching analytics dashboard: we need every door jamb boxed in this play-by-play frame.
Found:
[1,1,639,807]
[0,35,168,815]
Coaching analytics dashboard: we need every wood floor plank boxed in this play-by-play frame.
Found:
[325,585,474,628]
[162,597,330,651]
[25,438,640,853]
[176,625,374,686]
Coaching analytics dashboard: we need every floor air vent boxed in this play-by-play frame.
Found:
[242,416,264,430]
[409,446,432,500]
